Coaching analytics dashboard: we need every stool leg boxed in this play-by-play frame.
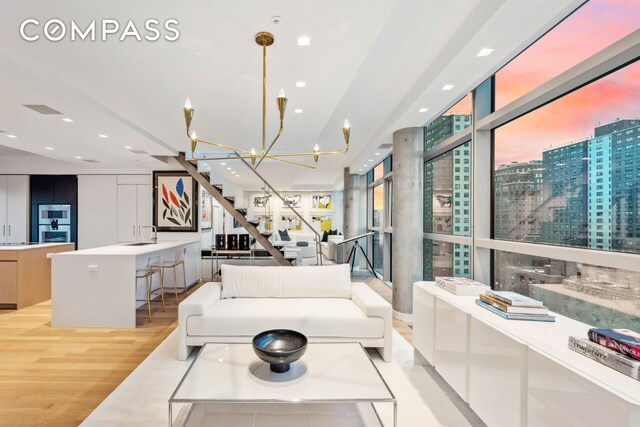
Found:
[173,266,179,304]
[158,270,165,312]
[145,275,152,322]
[181,261,187,295]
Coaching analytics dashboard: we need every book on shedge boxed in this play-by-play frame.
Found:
[568,336,639,381]
[475,299,555,322]
[588,328,640,362]
[434,277,489,296]
[485,290,544,307]
[479,293,548,315]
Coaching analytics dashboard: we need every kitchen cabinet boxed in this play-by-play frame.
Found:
[117,184,153,243]
[0,175,29,244]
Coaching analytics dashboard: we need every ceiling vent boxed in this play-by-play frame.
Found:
[130,149,148,155]
[377,143,392,149]
[23,105,62,115]
[82,159,100,163]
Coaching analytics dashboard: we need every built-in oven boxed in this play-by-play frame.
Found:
[37,204,71,243]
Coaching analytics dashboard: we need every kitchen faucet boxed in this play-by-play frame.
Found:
[141,225,158,244]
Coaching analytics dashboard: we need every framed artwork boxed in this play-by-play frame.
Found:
[311,194,333,210]
[280,215,302,231]
[200,186,212,230]
[282,194,302,209]
[153,171,198,232]
[234,209,247,228]
[312,215,333,232]
[256,215,273,232]
[252,194,271,208]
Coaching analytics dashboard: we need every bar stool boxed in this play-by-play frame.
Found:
[152,248,187,304]
[136,256,165,322]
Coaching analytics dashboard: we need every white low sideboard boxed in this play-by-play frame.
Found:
[413,281,640,427]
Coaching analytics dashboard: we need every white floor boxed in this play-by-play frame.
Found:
[82,330,485,426]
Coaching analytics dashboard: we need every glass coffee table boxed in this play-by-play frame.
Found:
[169,342,396,426]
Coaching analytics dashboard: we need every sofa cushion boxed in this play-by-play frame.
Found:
[221,264,351,299]
[278,229,291,241]
[186,298,384,339]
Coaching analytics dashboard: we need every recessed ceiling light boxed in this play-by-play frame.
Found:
[74,156,82,159]
[374,152,381,156]
[476,48,494,57]
[441,84,455,91]
[297,36,310,46]
[5,134,17,139]
[363,164,368,167]
[220,162,226,166]
[419,107,429,113]
[296,81,306,88]
[62,118,74,123]
[226,167,232,170]
[98,134,108,138]
[368,159,373,162]
[235,175,240,178]
[45,147,54,150]
[358,169,363,171]
[294,109,303,114]
[124,146,132,149]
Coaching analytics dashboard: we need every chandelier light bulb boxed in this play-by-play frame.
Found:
[343,119,351,129]
[190,130,197,141]
[251,147,257,156]
[184,98,192,110]
[278,88,286,99]
[313,144,319,153]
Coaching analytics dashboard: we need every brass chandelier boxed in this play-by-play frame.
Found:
[183,31,350,170]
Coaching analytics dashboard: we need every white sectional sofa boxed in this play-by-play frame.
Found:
[178,264,392,361]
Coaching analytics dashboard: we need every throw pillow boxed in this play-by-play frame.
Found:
[322,231,329,242]
[278,229,291,241]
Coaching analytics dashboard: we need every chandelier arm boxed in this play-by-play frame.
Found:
[195,139,253,155]
[255,120,283,169]
[267,145,349,158]
[190,153,260,161]
[267,156,318,169]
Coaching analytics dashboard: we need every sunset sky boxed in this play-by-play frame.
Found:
[493,0,640,167]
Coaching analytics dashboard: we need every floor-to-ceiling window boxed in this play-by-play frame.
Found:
[367,155,393,282]
[427,0,640,329]
[423,95,473,280]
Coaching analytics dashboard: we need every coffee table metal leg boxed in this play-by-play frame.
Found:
[394,401,397,426]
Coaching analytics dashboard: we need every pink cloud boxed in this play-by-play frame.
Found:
[495,61,640,166]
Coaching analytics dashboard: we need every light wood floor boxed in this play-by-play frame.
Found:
[0,276,410,426]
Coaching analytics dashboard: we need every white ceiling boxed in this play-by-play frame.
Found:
[0,0,581,190]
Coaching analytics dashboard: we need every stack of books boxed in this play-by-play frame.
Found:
[568,328,640,381]
[475,290,556,322]
[435,277,489,296]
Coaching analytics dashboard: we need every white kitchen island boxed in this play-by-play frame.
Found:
[51,240,200,328]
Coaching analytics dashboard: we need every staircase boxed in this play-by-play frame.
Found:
[176,153,291,266]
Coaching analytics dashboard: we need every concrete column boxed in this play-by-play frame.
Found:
[343,167,360,240]
[392,127,423,320]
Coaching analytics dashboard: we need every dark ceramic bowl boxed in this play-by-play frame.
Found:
[252,329,308,373]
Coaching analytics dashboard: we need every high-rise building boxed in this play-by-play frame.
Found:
[541,140,589,248]
[494,160,544,241]
[607,119,640,253]
[424,114,471,278]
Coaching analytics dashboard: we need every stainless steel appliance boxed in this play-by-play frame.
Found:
[38,204,71,243]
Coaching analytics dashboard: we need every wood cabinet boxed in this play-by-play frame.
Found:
[0,175,29,244]
[0,243,74,309]
[117,184,152,243]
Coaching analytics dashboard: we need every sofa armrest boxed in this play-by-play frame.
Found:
[180,282,222,316]
[178,282,221,360]
[351,282,390,318]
